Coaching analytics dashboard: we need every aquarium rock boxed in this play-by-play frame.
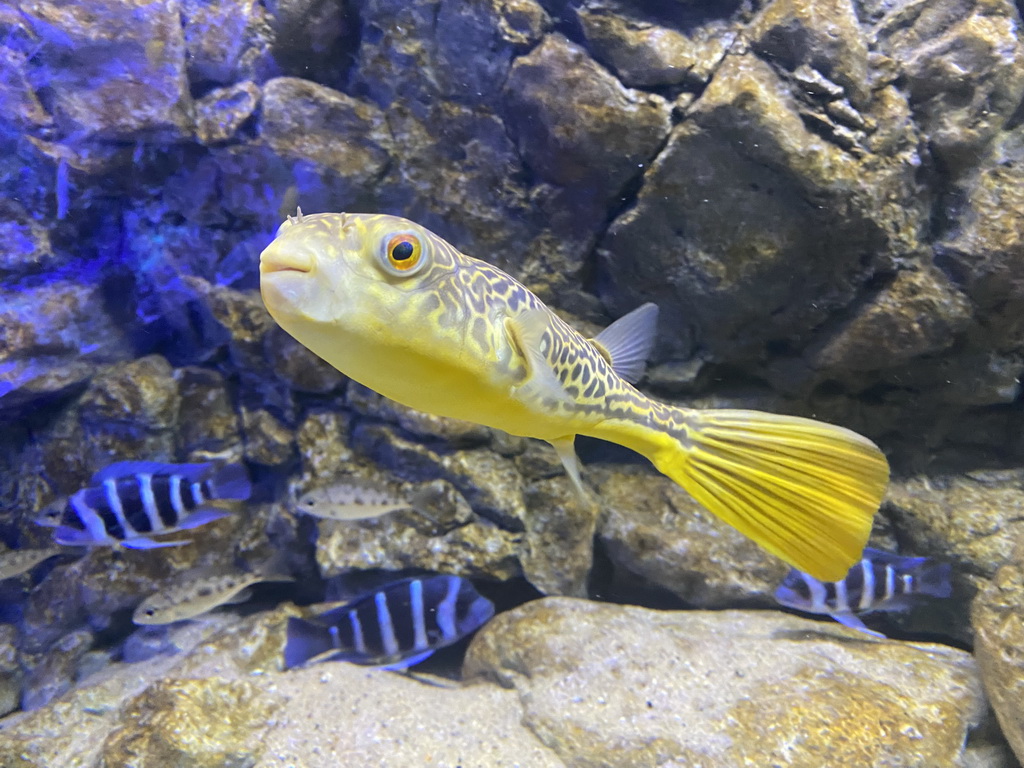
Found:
[20,628,94,712]
[18,0,193,140]
[571,0,734,88]
[886,471,1024,580]
[465,598,1007,768]
[193,81,261,145]
[973,543,1024,766]
[594,467,790,607]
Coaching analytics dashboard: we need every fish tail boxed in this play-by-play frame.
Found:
[284,617,335,669]
[207,463,252,501]
[645,408,890,582]
[911,561,953,599]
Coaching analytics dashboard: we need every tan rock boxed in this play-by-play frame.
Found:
[261,77,392,183]
[886,470,1024,579]
[810,265,973,371]
[973,545,1024,765]
[751,0,871,105]
[466,598,1000,767]
[98,677,277,768]
[252,665,566,768]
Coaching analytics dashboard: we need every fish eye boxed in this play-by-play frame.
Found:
[381,232,426,276]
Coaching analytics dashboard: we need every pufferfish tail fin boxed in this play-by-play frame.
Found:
[652,409,890,582]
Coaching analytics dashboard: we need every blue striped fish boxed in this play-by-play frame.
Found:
[34,461,251,549]
[774,548,952,637]
[284,575,495,670]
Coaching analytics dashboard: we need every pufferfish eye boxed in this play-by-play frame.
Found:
[382,233,426,275]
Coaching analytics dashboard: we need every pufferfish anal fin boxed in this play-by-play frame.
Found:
[589,302,659,384]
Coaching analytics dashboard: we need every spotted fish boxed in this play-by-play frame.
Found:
[291,477,431,521]
[0,546,67,581]
[259,212,890,581]
[34,461,251,549]
[284,574,494,670]
[774,548,953,637]
[133,567,294,625]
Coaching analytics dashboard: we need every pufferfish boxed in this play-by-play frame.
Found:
[260,212,890,581]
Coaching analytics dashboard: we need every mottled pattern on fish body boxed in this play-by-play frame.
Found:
[0,548,65,581]
[261,212,891,581]
[133,571,270,625]
[284,575,495,670]
[38,461,251,549]
[293,478,412,521]
[260,213,633,440]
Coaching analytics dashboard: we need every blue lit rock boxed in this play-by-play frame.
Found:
[19,0,192,139]
[21,628,93,711]
[194,81,261,145]
[182,0,267,85]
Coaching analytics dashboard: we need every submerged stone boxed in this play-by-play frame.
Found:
[466,598,1001,767]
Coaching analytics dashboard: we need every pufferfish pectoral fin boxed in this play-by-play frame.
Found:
[504,311,591,503]
[504,309,574,408]
[589,302,660,384]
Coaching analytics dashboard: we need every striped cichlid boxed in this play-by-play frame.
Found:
[775,548,952,637]
[260,212,890,581]
[34,460,251,549]
[284,574,494,670]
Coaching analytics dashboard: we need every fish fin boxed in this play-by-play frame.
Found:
[177,507,232,530]
[548,437,589,503]
[589,303,659,384]
[860,548,927,568]
[223,587,254,606]
[504,310,574,408]
[91,461,214,483]
[651,408,889,582]
[830,612,886,638]
[284,617,337,669]
[380,650,435,671]
[910,561,953,599]
[121,536,191,550]
[52,526,102,547]
[206,463,252,501]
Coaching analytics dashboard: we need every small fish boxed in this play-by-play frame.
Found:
[284,574,495,670]
[259,212,890,581]
[292,478,429,521]
[774,548,953,638]
[133,567,295,625]
[34,461,251,550]
[0,547,66,581]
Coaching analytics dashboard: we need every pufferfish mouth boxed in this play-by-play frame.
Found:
[259,245,315,275]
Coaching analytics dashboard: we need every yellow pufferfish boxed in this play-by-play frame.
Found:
[260,211,890,581]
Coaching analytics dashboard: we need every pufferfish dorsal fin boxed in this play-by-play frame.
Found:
[589,303,659,384]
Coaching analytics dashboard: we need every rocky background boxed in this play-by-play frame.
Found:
[0,0,1023,765]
